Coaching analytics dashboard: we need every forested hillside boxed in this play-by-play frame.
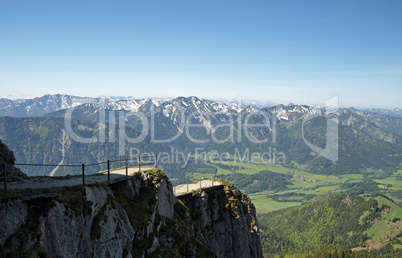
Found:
[258,194,402,256]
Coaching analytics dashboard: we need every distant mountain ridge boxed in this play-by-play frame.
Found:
[0,94,95,117]
[0,94,401,177]
[0,94,400,119]
[364,107,402,117]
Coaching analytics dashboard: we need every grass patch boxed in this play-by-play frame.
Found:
[365,196,402,248]
[55,185,93,218]
[0,185,93,218]
[91,204,108,240]
[249,191,302,212]
[114,187,156,230]
[339,174,364,180]
[313,185,339,194]
[374,177,402,190]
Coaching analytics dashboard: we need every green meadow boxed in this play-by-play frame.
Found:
[248,191,302,212]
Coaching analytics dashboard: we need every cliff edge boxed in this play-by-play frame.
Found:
[0,169,262,257]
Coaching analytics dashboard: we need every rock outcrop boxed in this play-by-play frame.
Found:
[0,139,15,164]
[0,139,27,177]
[0,169,262,257]
[0,140,27,177]
[178,182,263,258]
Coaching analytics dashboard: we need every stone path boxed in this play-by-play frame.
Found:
[4,166,153,190]
[174,179,223,196]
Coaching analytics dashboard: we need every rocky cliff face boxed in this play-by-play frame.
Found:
[0,170,262,257]
[177,183,262,258]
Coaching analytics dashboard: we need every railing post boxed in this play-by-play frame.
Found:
[119,155,121,168]
[107,160,110,182]
[154,154,157,168]
[82,164,85,186]
[138,155,141,173]
[125,158,128,176]
[200,178,202,189]
[3,163,7,190]
[187,180,189,192]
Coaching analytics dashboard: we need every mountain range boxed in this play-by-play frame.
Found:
[0,94,401,178]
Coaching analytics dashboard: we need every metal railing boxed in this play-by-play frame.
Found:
[173,173,226,195]
[0,154,158,189]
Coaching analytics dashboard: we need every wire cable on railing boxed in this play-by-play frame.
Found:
[15,163,81,167]
[4,154,158,190]
[85,161,108,167]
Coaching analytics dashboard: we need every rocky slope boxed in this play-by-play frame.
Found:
[0,169,262,257]
[0,139,26,178]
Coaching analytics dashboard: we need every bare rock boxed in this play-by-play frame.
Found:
[0,139,27,177]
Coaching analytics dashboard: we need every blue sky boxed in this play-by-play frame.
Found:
[0,0,401,108]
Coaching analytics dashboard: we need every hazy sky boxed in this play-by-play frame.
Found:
[1,0,401,108]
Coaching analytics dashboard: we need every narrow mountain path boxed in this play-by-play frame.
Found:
[174,179,223,196]
[6,166,153,189]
